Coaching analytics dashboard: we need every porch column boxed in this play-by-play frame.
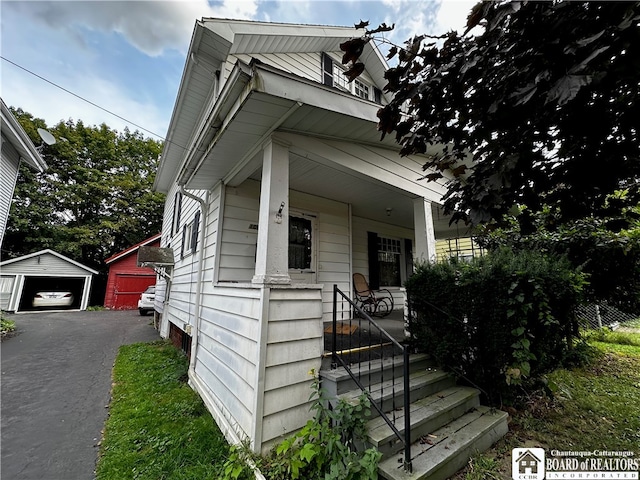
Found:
[413,197,436,264]
[252,137,291,284]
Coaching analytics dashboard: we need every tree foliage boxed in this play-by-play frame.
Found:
[479,206,640,313]
[347,1,640,229]
[4,109,165,272]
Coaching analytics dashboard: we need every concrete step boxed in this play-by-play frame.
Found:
[321,353,433,396]
[378,406,509,480]
[337,367,456,418]
[367,386,480,457]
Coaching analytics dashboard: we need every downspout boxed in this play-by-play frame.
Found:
[180,186,209,376]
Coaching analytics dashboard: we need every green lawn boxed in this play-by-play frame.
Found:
[96,341,230,480]
[99,334,640,480]
[454,331,640,479]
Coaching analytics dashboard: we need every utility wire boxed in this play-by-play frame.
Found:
[1,55,186,150]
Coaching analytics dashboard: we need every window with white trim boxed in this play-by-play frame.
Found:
[321,52,381,103]
[378,237,402,287]
[181,211,200,258]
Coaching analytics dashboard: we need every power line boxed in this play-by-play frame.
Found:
[1,55,181,146]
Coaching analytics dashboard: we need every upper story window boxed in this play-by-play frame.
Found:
[322,52,382,104]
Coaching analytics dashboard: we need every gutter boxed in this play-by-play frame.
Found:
[180,186,209,376]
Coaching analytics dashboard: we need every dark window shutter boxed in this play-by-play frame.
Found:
[191,211,200,254]
[181,225,186,258]
[322,52,334,87]
[404,238,413,281]
[374,87,382,104]
[173,191,182,236]
[367,231,380,290]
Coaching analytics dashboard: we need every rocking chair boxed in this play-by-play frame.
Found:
[352,273,394,317]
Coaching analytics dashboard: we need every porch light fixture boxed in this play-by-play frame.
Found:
[275,202,285,224]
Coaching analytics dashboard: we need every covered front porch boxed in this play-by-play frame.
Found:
[178,60,472,454]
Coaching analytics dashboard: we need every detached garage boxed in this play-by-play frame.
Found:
[104,234,160,310]
[0,249,98,312]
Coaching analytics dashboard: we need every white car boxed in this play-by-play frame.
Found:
[32,291,74,308]
[137,286,155,316]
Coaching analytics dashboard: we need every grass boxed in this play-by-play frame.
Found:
[96,341,230,480]
[1,315,16,338]
[454,329,640,480]
[98,331,640,480]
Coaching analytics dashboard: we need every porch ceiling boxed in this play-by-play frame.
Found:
[248,153,470,239]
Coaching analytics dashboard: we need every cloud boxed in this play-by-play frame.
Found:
[3,63,169,137]
[434,0,477,34]
[5,0,259,57]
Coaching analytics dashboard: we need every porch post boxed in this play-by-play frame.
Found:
[252,137,291,284]
[413,197,436,264]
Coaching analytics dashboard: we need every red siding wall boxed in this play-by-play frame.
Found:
[104,239,159,310]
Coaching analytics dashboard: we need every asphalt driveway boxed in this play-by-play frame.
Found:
[1,310,160,480]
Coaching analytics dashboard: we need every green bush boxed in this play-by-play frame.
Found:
[405,248,586,403]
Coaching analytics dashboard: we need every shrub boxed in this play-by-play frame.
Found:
[222,370,381,480]
[405,248,586,403]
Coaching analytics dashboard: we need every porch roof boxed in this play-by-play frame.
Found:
[173,60,465,236]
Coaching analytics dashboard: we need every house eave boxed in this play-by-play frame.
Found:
[1,99,47,172]
[180,61,401,190]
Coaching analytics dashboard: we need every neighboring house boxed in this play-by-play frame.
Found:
[104,234,160,310]
[0,249,98,312]
[153,18,472,454]
[0,99,47,248]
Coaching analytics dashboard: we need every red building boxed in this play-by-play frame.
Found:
[104,234,160,310]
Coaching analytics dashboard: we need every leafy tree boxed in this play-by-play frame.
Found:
[344,1,640,230]
[478,206,640,313]
[3,109,165,275]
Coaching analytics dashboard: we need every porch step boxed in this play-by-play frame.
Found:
[321,353,433,395]
[378,406,509,480]
[338,367,456,418]
[367,386,480,457]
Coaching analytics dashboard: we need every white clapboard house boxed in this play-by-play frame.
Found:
[152,18,507,480]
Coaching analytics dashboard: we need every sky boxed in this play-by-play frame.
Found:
[1,0,476,141]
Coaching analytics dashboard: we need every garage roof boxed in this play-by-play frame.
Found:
[0,249,99,275]
[104,234,161,265]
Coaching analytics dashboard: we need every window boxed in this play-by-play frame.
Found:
[321,52,382,104]
[367,232,412,289]
[354,79,369,100]
[289,216,312,270]
[181,211,200,258]
[378,237,402,287]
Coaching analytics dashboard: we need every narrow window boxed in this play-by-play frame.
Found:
[289,216,312,270]
[321,52,334,87]
[377,237,402,287]
[354,79,369,100]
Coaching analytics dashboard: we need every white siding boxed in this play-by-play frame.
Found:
[218,182,259,283]
[0,275,16,311]
[262,287,323,449]
[195,285,262,438]
[0,136,20,246]
[160,185,208,331]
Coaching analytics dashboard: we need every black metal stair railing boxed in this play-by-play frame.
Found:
[331,284,412,473]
